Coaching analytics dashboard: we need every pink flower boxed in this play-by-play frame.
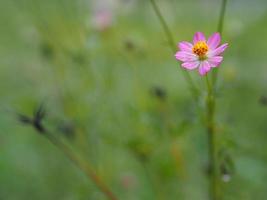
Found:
[92,9,113,31]
[175,32,228,76]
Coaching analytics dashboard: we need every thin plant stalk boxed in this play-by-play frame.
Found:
[212,0,228,85]
[149,0,199,99]
[205,75,220,200]
[43,132,118,200]
[206,1,228,199]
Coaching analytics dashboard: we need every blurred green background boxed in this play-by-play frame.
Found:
[1,0,267,199]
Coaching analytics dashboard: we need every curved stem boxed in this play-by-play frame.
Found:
[149,0,176,52]
[212,0,228,85]
[44,132,118,200]
[217,0,228,34]
[149,0,199,99]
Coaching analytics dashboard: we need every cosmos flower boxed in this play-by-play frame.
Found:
[175,32,228,76]
[92,9,113,31]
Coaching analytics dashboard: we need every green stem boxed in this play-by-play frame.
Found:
[205,76,220,200]
[44,132,118,200]
[212,0,228,85]
[141,161,162,200]
[207,1,228,199]
[149,0,199,99]
[217,0,228,34]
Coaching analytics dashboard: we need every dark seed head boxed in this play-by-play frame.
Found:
[150,86,167,101]
[259,95,267,106]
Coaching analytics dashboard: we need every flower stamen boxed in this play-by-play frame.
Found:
[192,41,209,58]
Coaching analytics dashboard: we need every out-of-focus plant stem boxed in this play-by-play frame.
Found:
[43,132,118,200]
[205,76,220,200]
[212,0,228,85]
[149,0,199,99]
[207,1,228,199]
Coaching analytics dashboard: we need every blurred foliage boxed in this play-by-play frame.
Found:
[1,0,267,199]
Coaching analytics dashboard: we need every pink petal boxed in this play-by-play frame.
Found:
[178,41,193,52]
[208,56,223,68]
[198,61,211,76]
[181,61,200,70]
[175,51,197,62]
[207,32,221,50]
[193,32,206,44]
[208,43,228,57]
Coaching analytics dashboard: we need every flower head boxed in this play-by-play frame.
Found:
[175,32,228,76]
[92,9,113,31]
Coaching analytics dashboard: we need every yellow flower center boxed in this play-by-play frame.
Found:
[192,41,209,58]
